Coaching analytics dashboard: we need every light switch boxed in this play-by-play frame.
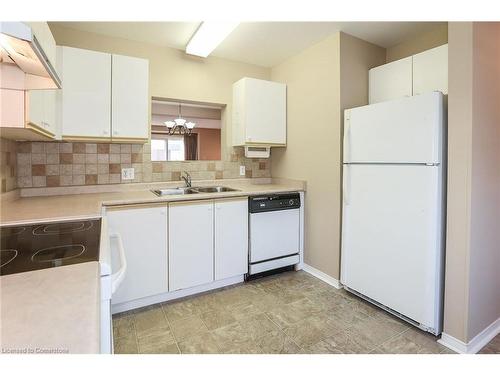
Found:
[240,166,246,176]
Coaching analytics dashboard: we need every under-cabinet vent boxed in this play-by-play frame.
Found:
[244,146,270,158]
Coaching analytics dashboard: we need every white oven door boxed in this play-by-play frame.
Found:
[249,209,300,263]
[99,218,127,354]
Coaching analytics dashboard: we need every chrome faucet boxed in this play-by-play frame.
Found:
[181,171,192,187]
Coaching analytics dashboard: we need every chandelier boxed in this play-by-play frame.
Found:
[164,103,196,136]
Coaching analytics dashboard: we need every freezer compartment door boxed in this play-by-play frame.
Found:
[250,209,300,263]
[344,91,444,164]
[341,164,444,332]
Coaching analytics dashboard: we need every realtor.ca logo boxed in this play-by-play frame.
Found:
[2,347,69,354]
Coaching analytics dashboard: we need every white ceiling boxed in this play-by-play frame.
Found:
[52,22,201,49]
[52,21,446,67]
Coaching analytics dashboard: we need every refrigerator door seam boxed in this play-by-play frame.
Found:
[343,162,440,166]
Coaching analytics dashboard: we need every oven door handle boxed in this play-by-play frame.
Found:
[110,232,127,295]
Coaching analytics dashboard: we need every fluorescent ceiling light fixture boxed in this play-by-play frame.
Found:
[186,22,239,58]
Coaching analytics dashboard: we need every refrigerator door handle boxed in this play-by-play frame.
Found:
[343,165,351,205]
[344,112,352,162]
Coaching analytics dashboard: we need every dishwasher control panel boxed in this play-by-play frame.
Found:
[249,193,301,213]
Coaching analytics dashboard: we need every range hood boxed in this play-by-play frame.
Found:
[0,22,61,90]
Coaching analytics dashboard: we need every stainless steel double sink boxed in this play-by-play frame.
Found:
[151,186,239,196]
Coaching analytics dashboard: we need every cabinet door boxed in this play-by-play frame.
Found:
[244,78,286,145]
[111,54,149,140]
[215,198,248,280]
[369,57,413,104]
[107,205,168,305]
[43,89,57,136]
[60,46,111,139]
[169,201,214,291]
[413,44,448,96]
[27,90,45,128]
[27,90,56,136]
[26,22,57,70]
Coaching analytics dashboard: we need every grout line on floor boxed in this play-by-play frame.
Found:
[160,304,182,354]
[371,325,412,353]
[263,310,305,351]
[130,313,140,354]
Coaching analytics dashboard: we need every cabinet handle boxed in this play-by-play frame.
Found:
[103,130,109,135]
[113,130,118,135]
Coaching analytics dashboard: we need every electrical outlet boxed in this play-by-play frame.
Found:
[121,168,135,180]
[239,166,246,176]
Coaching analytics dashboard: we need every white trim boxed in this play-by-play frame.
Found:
[298,191,305,270]
[438,333,467,353]
[111,275,243,314]
[302,263,342,289]
[250,255,300,275]
[438,317,500,354]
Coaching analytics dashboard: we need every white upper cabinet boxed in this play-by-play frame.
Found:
[369,57,413,104]
[27,90,56,137]
[26,91,44,130]
[26,22,57,71]
[412,44,448,96]
[59,46,112,140]
[0,23,59,141]
[369,44,448,104]
[168,201,214,291]
[233,77,286,146]
[214,198,248,280]
[107,205,168,305]
[58,46,149,142]
[111,54,149,140]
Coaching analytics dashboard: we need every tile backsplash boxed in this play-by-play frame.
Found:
[0,138,17,193]
[14,140,271,188]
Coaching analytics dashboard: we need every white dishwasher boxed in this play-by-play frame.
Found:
[248,193,301,276]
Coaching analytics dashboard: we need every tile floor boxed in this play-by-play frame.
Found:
[112,270,499,354]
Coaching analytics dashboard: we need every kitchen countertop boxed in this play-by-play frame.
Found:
[0,178,305,225]
[0,262,101,354]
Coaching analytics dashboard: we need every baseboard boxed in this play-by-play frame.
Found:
[438,316,500,354]
[438,333,468,353]
[302,263,342,289]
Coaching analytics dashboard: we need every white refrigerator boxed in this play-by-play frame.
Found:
[340,91,446,335]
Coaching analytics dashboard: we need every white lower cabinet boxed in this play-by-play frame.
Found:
[107,205,168,305]
[215,198,248,280]
[169,200,215,291]
[109,198,249,309]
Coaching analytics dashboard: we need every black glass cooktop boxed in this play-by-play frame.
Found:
[0,219,101,276]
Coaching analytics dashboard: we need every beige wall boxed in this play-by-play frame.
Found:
[271,33,342,278]
[444,22,500,344]
[195,128,222,161]
[443,22,474,343]
[270,32,385,279]
[340,33,386,121]
[386,24,448,62]
[48,24,270,161]
[467,22,500,340]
